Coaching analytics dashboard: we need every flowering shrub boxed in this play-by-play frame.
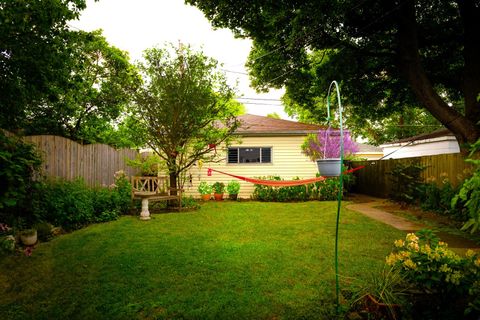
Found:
[301,128,358,160]
[386,231,480,317]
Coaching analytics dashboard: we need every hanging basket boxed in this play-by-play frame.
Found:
[316,158,341,177]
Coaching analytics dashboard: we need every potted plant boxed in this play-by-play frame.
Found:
[301,128,358,176]
[212,182,225,201]
[351,267,408,319]
[226,180,240,200]
[197,181,212,201]
[19,228,38,246]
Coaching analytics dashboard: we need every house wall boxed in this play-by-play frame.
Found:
[183,135,318,199]
[380,136,460,159]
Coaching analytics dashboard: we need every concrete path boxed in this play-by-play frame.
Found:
[346,194,480,254]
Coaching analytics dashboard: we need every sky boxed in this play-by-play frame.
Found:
[69,0,291,119]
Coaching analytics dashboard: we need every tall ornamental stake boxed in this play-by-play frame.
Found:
[326,80,344,312]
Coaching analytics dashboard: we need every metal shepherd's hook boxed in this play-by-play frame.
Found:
[326,80,344,313]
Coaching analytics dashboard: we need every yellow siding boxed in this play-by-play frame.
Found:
[184,135,318,198]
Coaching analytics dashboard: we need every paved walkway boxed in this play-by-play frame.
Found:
[346,194,480,254]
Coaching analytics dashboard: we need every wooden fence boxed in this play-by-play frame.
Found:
[23,135,139,187]
[351,153,472,198]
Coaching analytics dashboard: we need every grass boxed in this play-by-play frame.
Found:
[0,201,404,319]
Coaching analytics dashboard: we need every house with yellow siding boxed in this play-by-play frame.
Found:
[184,114,326,199]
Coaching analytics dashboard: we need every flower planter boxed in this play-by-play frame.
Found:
[201,194,211,201]
[214,193,224,201]
[20,230,38,246]
[228,194,238,201]
[316,158,341,177]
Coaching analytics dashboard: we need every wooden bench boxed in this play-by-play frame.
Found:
[131,176,182,220]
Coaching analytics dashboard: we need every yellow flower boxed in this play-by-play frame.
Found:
[406,233,419,243]
[466,250,476,258]
[438,241,448,247]
[386,253,399,266]
[439,264,452,273]
[404,259,417,269]
[431,252,441,261]
[446,271,462,285]
[399,251,411,259]
[407,242,420,251]
[394,239,405,248]
[475,257,480,268]
[421,244,432,254]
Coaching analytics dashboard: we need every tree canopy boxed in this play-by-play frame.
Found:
[0,0,87,130]
[186,0,480,147]
[24,30,140,142]
[134,44,242,190]
[1,0,141,145]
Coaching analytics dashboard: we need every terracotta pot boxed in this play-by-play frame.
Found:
[214,193,224,201]
[201,194,211,201]
[364,294,401,320]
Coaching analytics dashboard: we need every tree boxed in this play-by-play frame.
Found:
[134,44,241,194]
[24,30,141,143]
[266,112,281,119]
[0,0,87,131]
[186,0,480,148]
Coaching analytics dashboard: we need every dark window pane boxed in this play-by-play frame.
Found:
[239,148,260,163]
[228,148,238,163]
[261,148,271,163]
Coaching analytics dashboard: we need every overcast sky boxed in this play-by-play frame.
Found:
[69,0,290,119]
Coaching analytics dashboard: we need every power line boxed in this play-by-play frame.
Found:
[236,97,281,101]
[239,102,284,106]
[221,69,249,75]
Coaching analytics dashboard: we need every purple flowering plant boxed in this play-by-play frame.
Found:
[301,128,359,161]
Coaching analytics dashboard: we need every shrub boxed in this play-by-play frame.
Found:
[35,179,95,231]
[0,131,42,226]
[252,174,353,202]
[417,175,462,217]
[197,181,212,195]
[32,173,131,231]
[34,222,53,242]
[388,161,425,204]
[386,230,480,318]
[212,182,225,194]
[452,138,480,233]
[226,180,240,194]
[181,196,200,210]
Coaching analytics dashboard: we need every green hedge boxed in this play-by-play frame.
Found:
[32,172,131,231]
[252,173,355,202]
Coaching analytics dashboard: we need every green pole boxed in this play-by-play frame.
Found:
[326,81,344,313]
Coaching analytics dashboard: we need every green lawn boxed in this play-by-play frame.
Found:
[0,201,404,319]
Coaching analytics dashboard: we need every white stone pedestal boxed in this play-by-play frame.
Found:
[139,197,151,220]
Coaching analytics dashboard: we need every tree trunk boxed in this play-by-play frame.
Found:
[396,0,480,148]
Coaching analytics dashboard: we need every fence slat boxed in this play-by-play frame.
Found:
[352,153,471,198]
[22,135,139,186]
